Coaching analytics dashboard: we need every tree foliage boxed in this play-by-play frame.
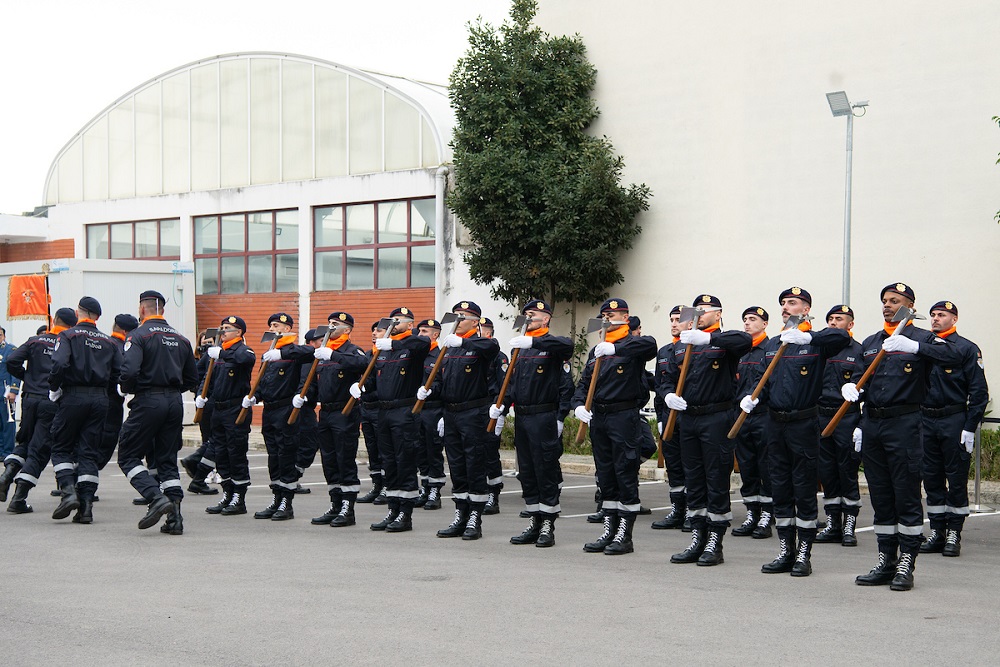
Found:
[448,0,650,313]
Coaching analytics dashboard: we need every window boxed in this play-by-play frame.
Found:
[85,219,181,260]
[194,209,299,295]
[313,198,435,291]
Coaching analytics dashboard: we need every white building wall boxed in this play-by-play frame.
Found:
[530,0,1000,394]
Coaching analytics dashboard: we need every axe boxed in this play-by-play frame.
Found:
[821,306,920,437]
[287,324,336,425]
[236,331,285,425]
[486,314,530,433]
[727,314,807,440]
[575,318,611,445]
[412,312,462,414]
[660,306,704,443]
[342,318,397,416]
[192,328,219,424]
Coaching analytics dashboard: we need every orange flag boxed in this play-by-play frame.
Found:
[7,275,49,320]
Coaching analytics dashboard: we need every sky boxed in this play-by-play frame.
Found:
[0,0,512,215]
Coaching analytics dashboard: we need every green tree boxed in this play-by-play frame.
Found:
[448,0,650,340]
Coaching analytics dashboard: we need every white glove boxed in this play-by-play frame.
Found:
[680,329,711,346]
[882,335,919,354]
[594,342,616,358]
[853,428,863,453]
[3,389,12,400]
[374,337,393,351]
[417,386,432,401]
[841,382,860,403]
[494,415,505,436]
[665,393,687,411]
[557,420,564,437]
[262,349,282,363]
[48,388,63,402]
[437,418,444,437]
[116,385,127,398]
[241,395,257,409]
[349,382,363,399]
[195,395,207,409]
[292,395,305,409]
[739,395,759,414]
[207,346,221,359]
[443,334,464,348]
[313,346,333,361]
[657,422,663,435]
[780,328,812,345]
[961,430,975,454]
[574,405,593,424]
[509,335,532,349]
[489,404,504,420]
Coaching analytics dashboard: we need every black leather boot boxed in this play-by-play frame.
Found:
[670,525,707,563]
[187,480,218,495]
[484,484,502,515]
[423,485,442,510]
[271,491,294,521]
[386,506,413,533]
[206,483,233,514]
[919,529,946,553]
[584,513,617,553]
[790,535,814,577]
[180,454,201,479]
[7,480,33,514]
[0,461,22,502]
[942,529,962,557]
[220,486,248,515]
[587,487,603,523]
[437,506,469,538]
[814,511,842,543]
[731,503,759,537]
[697,529,724,565]
[604,514,635,555]
[651,493,686,530]
[461,507,483,540]
[889,552,916,591]
[414,481,429,508]
[313,489,343,524]
[254,489,282,519]
[73,487,95,524]
[536,517,556,548]
[371,502,399,531]
[52,482,80,520]
[139,495,174,529]
[160,500,184,535]
[841,512,858,547]
[330,496,357,527]
[762,536,796,573]
[856,550,898,586]
[751,505,773,539]
[357,473,384,503]
[510,515,542,545]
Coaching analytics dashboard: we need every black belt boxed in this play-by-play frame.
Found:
[866,404,919,420]
[24,393,48,400]
[62,386,107,395]
[320,401,348,412]
[516,402,558,415]
[685,401,731,416]
[378,397,418,410]
[214,398,238,410]
[263,396,293,409]
[592,400,640,414]
[444,396,492,412]
[135,388,182,395]
[768,406,818,423]
[422,400,442,409]
[921,404,966,418]
[818,404,859,417]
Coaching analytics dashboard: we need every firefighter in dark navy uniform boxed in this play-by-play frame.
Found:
[98,313,138,472]
[661,294,752,566]
[181,331,221,496]
[48,296,122,523]
[295,329,322,500]
[815,305,865,547]
[199,315,256,516]
[414,318,446,511]
[1,309,76,513]
[730,306,774,539]
[0,325,47,498]
[748,287,849,577]
[918,300,988,558]
[430,301,499,540]
[573,298,657,556]
[501,300,573,547]
[480,317,509,515]
[357,321,386,505]
[843,283,963,591]
[117,290,199,532]
[307,312,369,527]
[251,312,314,521]
[364,307,431,533]
[652,305,688,531]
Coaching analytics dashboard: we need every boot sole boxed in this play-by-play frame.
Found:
[7,504,32,514]
[330,519,356,527]
[889,581,914,591]
[138,499,175,529]
[52,500,80,520]
[271,514,294,521]
[220,508,247,516]
[535,540,555,548]
[697,557,724,566]
[855,577,893,586]
[311,516,337,525]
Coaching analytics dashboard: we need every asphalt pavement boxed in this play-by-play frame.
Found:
[1,447,999,665]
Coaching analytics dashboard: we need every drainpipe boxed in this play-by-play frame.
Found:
[434,165,451,316]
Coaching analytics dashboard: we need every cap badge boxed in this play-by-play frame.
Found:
[536,302,544,310]
[702,295,711,303]
[400,307,409,315]
[945,302,953,310]
[228,317,236,324]
[756,308,764,316]
[279,315,287,322]
[841,305,850,312]
[896,283,907,292]
[791,287,801,295]
[460,302,469,310]
[339,313,347,321]
[609,300,618,309]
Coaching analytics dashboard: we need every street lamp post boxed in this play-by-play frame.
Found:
[826,91,868,306]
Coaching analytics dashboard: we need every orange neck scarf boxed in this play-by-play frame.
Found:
[672,336,680,344]
[429,340,439,351]
[111,332,126,342]
[274,334,296,349]
[222,336,242,350]
[461,328,477,339]
[78,318,96,325]
[526,327,549,338]
[50,326,68,335]
[604,324,630,344]
[751,332,767,348]
[935,326,956,339]
[391,329,412,342]
[700,323,721,334]
[141,314,165,323]
[797,320,813,332]
[326,333,350,350]
[883,320,910,336]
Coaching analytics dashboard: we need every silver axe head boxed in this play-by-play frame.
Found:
[260,332,279,343]
[781,314,809,330]
[585,318,605,334]
[678,306,705,328]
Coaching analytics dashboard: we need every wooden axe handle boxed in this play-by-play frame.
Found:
[574,356,603,444]
[727,343,788,440]
[660,343,693,442]
[413,344,449,415]
[487,348,520,433]
[193,361,215,424]
[236,361,270,425]
[287,360,318,425]
[821,349,883,437]
[342,352,379,416]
